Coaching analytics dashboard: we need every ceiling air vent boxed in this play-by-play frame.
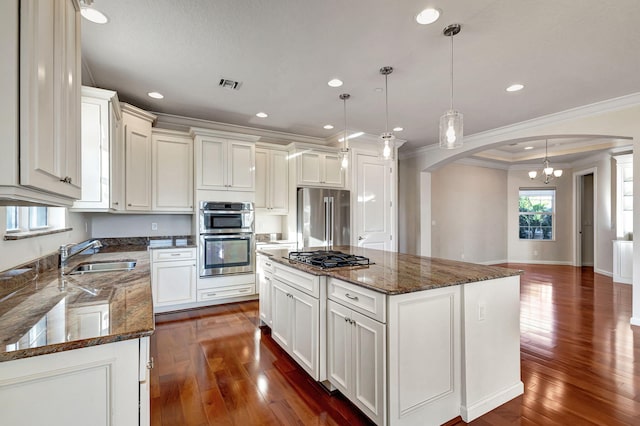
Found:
[219,78,242,90]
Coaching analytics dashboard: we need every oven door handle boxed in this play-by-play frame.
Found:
[201,233,253,240]
[200,210,247,214]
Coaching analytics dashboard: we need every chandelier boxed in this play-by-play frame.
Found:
[529,140,563,184]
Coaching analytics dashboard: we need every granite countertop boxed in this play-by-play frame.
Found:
[258,245,522,295]
[0,249,154,362]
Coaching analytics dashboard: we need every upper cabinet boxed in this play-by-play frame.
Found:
[297,150,344,188]
[121,104,156,211]
[0,0,82,206]
[192,128,258,192]
[152,129,193,212]
[255,146,289,214]
[72,87,122,211]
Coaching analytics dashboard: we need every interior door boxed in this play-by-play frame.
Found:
[355,153,393,250]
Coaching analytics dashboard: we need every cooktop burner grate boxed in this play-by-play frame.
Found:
[288,250,372,269]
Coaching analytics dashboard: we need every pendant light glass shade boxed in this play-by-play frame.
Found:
[439,24,463,149]
[439,109,463,149]
[378,66,395,161]
[339,93,350,169]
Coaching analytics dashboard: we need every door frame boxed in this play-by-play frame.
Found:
[572,167,597,268]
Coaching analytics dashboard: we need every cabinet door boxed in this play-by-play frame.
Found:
[19,0,81,199]
[124,121,152,211]
[323,153,344,187]
[290,287,319,380]
[298,151,322,185]
[152,261,197,307]
[255,148,269,210]
[152,134,193,212]
[228,141,255,191]
[351,310,386,425]
[259,274,273,326]
[269,150,289,213]
[197,136,227,189]
[73,97,109,210]
[327,300,352,396]
[271,279,292,350]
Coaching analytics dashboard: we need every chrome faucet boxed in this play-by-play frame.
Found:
[59,240,103,267]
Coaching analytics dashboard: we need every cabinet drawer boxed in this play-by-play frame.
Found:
[197,284,255,302]
[261,257,275,274]
[328,278,386,323]
[152,248,196,262]
[272,262,320,298]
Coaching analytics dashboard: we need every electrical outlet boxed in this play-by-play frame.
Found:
[460,253,465,260]
[151,223,158,231]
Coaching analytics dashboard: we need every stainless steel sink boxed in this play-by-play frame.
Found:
[68,260,137,275]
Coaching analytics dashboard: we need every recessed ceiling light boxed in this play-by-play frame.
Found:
[256,112,268,118]
[147,91,164,99]
[328,79,343,88]
[393,127,404,132]
[81,7,108,24]
[323,124,334,130]
[524,146,534,150]
[506,83,524,92]
[416,8,440,25]
[374,87,384,93]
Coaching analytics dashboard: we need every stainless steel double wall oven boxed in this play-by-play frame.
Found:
[199,202,255,278]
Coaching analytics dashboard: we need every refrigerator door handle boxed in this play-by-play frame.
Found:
[328,197,334,247]
[324,197,330,247]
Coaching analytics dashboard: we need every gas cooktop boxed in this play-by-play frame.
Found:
[287,250,372,269]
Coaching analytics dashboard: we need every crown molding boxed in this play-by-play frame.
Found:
[121,102,157,123]
[154,112,327,145]
[453,157,510,170]
[399,92,640,160]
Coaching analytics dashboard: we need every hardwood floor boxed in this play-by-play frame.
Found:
[150,265,640,425]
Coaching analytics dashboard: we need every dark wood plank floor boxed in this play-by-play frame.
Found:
[150,265,640,425]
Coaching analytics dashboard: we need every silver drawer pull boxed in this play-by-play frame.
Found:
[205,292,216,297]
[239,289,250,293]
[170,253,181,256]
[265,262,272,267]
[345,293,359,301]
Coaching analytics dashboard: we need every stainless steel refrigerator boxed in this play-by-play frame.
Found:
[297,188,350,249]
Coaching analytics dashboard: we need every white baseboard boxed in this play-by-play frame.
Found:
[478,259,508,265]
[595,268,613,278]
[582,262,594,267]
[631,317,640,327]
[506,259,573,265]
[461,381,524,422]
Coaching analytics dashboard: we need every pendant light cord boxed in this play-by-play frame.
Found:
[343,97,348,149]
[450,31,454,111]
[385,73,389,133]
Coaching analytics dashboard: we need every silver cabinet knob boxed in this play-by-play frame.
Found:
[358,236,365,240]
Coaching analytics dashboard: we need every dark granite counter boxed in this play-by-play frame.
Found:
[258,245,522,295]
[0,249,154,362]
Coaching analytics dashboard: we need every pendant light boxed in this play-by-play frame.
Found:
[439,24,463,149]
[379,66,396,161]
[529,140,563,184]
[339,93,350,169]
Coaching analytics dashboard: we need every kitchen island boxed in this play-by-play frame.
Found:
[0,247,155,426]
[257,246,524,426]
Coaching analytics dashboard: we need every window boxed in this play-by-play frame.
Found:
[5,206,66,236]
[519,189,555,240]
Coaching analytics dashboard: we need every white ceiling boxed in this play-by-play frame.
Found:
[81,0,640,159]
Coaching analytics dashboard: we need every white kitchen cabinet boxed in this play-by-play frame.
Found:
[327,300,386,425]
[297,150,344,188]
[271,277,320,379]
[122,103,156,211]
[72,87,122,211]
[152,130,193,212]
[0,0,81,207]
[255,147,289,214]
[257,254,274,326]
[613,240,633,284]
[0,337,150,426]
[192,128,258,192]
[151,248,197,312]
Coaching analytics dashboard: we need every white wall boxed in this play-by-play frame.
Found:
[431,163,508,264]
[0,210,89,271]
[398,155,421,255]
[89,213,192,238]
